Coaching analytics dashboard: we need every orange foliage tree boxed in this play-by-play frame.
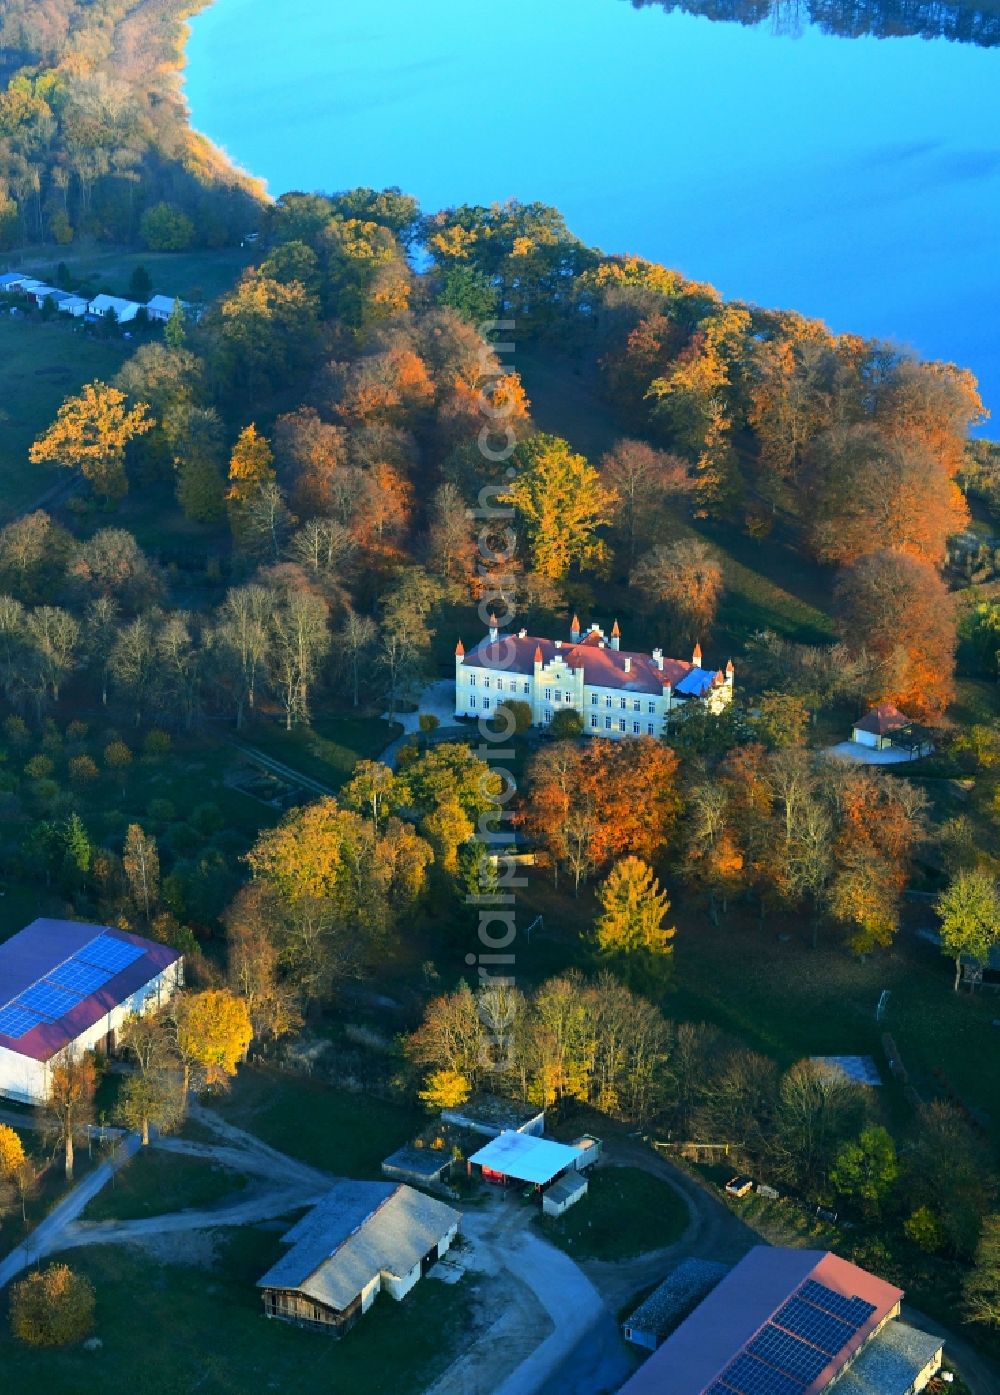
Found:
[522,737,681,888]
[834,549,958,719]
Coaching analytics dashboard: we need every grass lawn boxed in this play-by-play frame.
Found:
[0,1230,475,1395]
[82,1149,248,1222]
[18,244,256,304]
[0,317,130,521]
[245,714,402,792]
[490,870,1000,1145]
[667,903,1000,1139]
[209,1070,424,1177]
[538,1165,689,1260]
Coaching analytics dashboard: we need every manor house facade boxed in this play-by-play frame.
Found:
[454,617,733,737]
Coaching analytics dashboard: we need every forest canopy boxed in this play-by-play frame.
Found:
[0,0,263,251]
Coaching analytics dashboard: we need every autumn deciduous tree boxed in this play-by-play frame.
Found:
[29,382,154,499]
[965,1215,1000,1328]
[246,797,432,1002]
[419,1069,471,1111]
[835,549,958,720]
[116,1014,181,1145]
[0,1121,26,1219]
[170,989,253,1099]
[226,424,276,539]
[500,434,617,580]
[406,973,672,1124]
[601,439,691,564]
[594,857,675,985]
[47,1050,97,1179]
[631,539,723,646]
[646,304,751,514]
[274,407,347,516]
[10,1264,95,1348]
[772,1059,865,1191]
[523,738,681,888]
[224,882,303,1045]
[807,425,969,567]
[0,1121,25,1179]
[122,823,159,922]
[937,869,1000,991]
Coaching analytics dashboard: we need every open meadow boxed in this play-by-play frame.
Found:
[0,319,130,523]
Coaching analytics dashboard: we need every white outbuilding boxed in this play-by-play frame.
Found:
[0,918,183,1104]
[88,293,141,323]
[145,294,190,323]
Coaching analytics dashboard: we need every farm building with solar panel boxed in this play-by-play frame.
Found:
[0,918,183,1104]
[617,1246,944,1395]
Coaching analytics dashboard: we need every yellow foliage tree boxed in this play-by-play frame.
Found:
[594,856,676,960]
[171,990,253,1099]
[10,1264,95,1347]
[419,1069,471,1111]
[0,1121,26,1178]
[227,423,275,500]
[48,1051,97,1179]
[29,382,154,499]
[499,434,617,580]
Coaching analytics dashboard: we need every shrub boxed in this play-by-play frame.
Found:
[139,202,195,252]
[905,1205,946,1254]
[496,700,533,734]
[23,755,54,781]
[69,755,99,787]
[10,1264,95,1347]
[143,729,172,759]
[4,716,29,749]
[66,721,89,744]
[103,741,133,773]
[550,708,584,738]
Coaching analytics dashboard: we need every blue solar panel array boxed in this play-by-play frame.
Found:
[719,1353,805,1395]
[0,1004,42,1039]
[774,1297,854,1356]
[19,980,81,1018]
[77,934,144,974]
[799,1280,876,1328]
[749,1327,829,1384]
[0,934,147,1041]
[47,959,114,996]
[712,1275,879,1395]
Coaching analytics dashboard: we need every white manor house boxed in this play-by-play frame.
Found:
[455,617,734,737]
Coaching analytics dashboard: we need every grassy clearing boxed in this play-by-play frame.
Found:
[668,902,1000,1138]
[0,317,130,521]
[0,1230,474,1395]
[209,1070,424,1178]
[245,715,402,791]
[492,870,1000,1145]
[17,244,256,304]
[82,1148,248,1222]
[538,1165,689,1260]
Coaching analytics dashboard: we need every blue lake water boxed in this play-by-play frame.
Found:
[185,0,1000,425]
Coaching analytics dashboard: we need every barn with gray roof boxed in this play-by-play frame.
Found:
[258,1181,461,1334]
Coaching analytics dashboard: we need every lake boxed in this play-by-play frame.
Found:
[185,0,1000,425]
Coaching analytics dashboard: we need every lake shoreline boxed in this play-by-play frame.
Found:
[182,0,998,430]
